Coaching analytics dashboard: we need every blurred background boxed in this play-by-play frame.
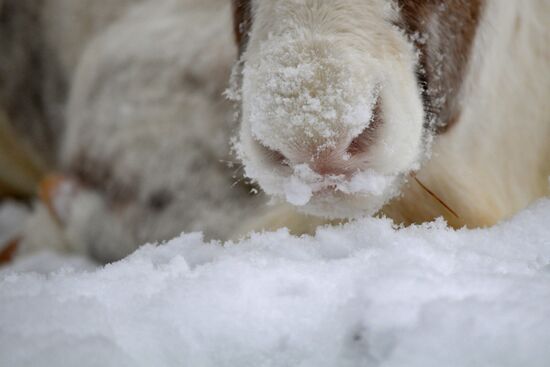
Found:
[0,0,314,265]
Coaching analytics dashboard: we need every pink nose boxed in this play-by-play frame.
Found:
[258,104,383,177]
[262,141,371,177]
[265,144,367,177]
[275,125,383,178]
[308,151,351,176]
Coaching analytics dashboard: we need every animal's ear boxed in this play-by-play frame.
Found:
[393,0,484,133]
[232,0,253,54]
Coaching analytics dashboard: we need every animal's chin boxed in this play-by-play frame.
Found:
[250,164,406,219]
[290,191,384,219]
[280,174,404,220]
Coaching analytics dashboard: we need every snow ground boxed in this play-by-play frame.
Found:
[1,200,550,367]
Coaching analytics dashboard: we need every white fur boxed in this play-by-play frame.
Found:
[237,0,426,218]
[237,0,550,226]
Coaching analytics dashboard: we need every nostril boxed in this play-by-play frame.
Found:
[346,99,384,157]
[347,128,375,156]
[269,149,288,166]
[256,141,290,167]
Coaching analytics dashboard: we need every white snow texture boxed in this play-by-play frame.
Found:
[2,200,550,367]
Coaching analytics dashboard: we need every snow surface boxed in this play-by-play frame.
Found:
[2,200,550,367]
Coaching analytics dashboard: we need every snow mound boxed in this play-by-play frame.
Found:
[2,200,550,367]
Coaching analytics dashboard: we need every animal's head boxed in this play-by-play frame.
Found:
[232,0,482,218]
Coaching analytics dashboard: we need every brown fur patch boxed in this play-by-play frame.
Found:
[395,0,484,133]
[232,0,253,54]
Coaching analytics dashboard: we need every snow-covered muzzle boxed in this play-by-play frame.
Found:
[232,0,426,219]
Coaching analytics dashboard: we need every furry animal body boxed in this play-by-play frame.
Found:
[232,0,550,228]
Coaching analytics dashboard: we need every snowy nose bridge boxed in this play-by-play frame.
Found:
[245,36,380,163]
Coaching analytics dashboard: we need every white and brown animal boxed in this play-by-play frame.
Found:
[232,0,550,228]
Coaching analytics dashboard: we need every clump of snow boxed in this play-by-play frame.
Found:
[283,175,313,206]
[2,200,550,366]
[282,164,320,206]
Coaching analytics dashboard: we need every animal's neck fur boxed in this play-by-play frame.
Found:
[383,0,550,228]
